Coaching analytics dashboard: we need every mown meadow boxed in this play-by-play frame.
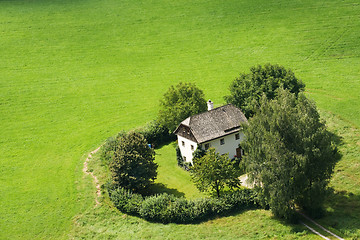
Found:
[0,0,359,239]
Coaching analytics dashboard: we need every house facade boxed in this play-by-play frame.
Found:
[174,101,248,165]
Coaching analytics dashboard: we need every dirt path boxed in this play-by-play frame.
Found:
[83,146,102,207]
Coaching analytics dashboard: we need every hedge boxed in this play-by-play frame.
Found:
[109,187,262,224]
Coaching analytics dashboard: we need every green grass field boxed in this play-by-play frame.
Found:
[1,0,359,239]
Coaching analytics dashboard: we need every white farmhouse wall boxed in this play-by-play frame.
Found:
[200,132,245,159]
[177,131,245,164]
[177,135,198,165]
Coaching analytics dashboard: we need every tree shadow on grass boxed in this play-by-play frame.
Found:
[321,190,360,237]
[143,183,185,198]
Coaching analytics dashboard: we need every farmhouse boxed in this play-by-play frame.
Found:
[174,100,248,164]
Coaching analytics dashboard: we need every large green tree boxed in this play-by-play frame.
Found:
[158,82,207,132]
[109,131,158,192]
[242,89,339,221]
[190,148,241,197]
[224,64,305,118]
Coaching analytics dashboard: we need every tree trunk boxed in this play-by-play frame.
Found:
[215,181,220,198]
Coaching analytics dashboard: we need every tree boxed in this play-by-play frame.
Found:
[190,148,241,197]
[109,131,158,192]
[158,82,207,132]
[242,89,339,221]
[224,64,305,118]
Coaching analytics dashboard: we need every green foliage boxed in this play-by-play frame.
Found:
[109,187,144,215]
[242,89,339,221]
[109,188,261,224]
[192,145,206,160]
[225,64,305,118]
[139,120,175,148]
[191,148,241,197]
[222,189,263,209]
[100,132,126,165]
[158,82,207,132]
[139,193,186,223]
[109,131,158,192]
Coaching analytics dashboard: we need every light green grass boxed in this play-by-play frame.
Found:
[0,0,359,239]
[151,143,205,199]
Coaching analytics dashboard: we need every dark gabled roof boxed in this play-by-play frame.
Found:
[174,104,247,143]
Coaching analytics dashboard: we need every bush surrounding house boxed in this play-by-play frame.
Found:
[109,187,262,224]
[174,101,247,164]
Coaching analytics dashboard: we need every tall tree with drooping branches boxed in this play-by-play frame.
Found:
[242,89,339,221]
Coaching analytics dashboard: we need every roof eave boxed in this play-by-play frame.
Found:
[198,129,242,144]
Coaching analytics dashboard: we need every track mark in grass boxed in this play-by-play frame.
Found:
[301,221,330,240]
[83,146,102,207]
[299,212,344,240]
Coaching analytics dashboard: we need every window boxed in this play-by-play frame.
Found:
[183,156,187,161]
[205,143,210,150]
[220,138,225,145]
[191,145,194,151]
[235,133,240,140]
[182,141,185,147]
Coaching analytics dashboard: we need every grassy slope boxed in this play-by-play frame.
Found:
[0,0,359,239]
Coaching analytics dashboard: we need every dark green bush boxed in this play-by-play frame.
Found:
[110,187,144,215]
[139,193,197,223]
[109,187,262,223]
[191,197,231,219]
[222,189,262,209]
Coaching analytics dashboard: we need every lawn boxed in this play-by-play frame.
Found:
[0,0,359,239]
[151,143,205,199]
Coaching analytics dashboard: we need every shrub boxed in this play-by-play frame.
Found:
[109,186,262,223]
[109,187,144,215]
[221,189,263,210]
[139,193,176,222]
[191,197,231,219]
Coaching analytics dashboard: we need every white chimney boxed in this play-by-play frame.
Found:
[207,100,213,111]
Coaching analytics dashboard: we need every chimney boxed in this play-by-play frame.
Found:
[207,100,213,111]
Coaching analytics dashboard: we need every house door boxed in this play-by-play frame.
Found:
[236,147,243,160]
